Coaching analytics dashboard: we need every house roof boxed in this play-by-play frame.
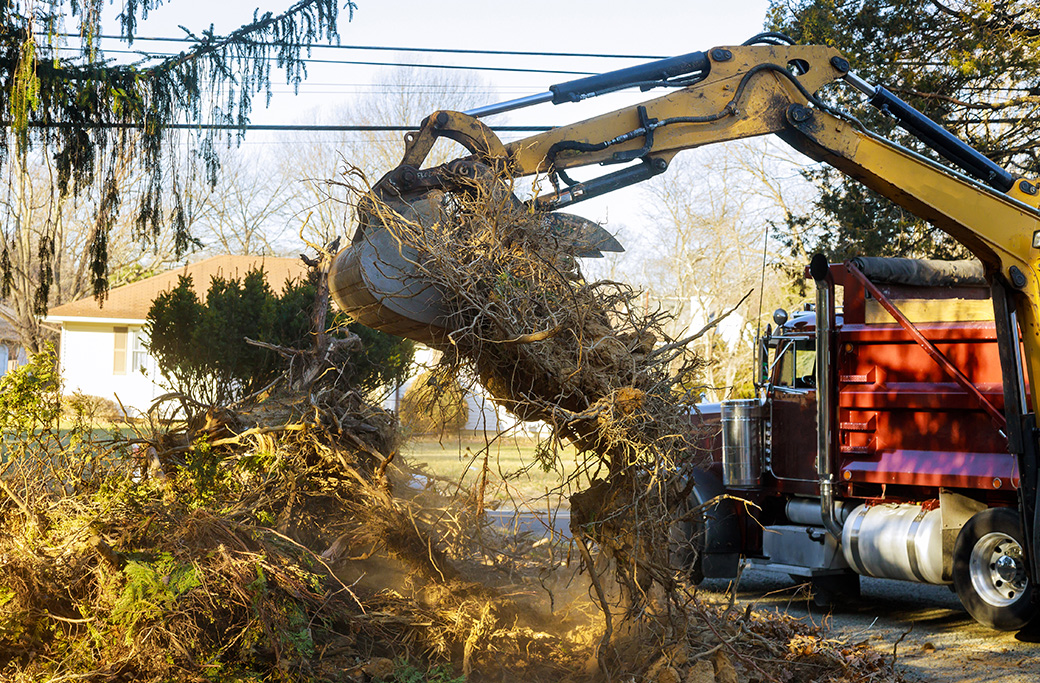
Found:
[45,255,310,323]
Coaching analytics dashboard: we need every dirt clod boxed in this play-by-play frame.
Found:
[657,665,683,683]
[713,650,738,683]
[362,657,396,679]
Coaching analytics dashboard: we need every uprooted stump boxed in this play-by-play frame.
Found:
[322,166,913,680]
[333,167,721,651]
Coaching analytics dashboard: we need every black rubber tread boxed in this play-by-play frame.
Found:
[810,572,861,608]
[953,507,1037,631]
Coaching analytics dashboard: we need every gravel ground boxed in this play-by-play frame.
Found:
[699,567,1040,682]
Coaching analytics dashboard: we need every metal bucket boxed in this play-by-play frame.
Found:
[327,190,624,348]
[720,398,764,487]
[328,192,453,347]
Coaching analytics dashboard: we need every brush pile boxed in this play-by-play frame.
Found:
[350,167,721,625]
[0,183,907,682]
[0,344,586,682]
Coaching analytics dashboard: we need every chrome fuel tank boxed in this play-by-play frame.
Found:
[720,398,765,487]
[841,503,947,585]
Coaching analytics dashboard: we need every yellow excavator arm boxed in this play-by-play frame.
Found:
[328,39,1040,576]
[336,41,1040,401]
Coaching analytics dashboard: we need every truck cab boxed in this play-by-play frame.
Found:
[692,256,1031,630]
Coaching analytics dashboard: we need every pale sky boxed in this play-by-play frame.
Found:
[87,0,776,234]
[108,0,772,123]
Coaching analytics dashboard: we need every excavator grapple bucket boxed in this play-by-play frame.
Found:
[329,192,452,346]
[328,189,621,346]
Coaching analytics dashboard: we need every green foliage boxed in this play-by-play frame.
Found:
[146,267,415,405]
[63,392,124,423]
[385,660,465,683]
[112,554,202,639]
[181,438,233,507]
[768,0,1040,261]
[0,585,23,643]
[277,602,316,659]
[0,344,61,434]
[0,347,133,511]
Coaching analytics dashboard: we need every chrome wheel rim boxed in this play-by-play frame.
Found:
[969,531,1028,607]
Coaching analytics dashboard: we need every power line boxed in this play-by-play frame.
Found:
[264,82,539,89]
[45,33,668,61]
[23,122,554,132]
[264,89,536,95]
[50,46,597,76]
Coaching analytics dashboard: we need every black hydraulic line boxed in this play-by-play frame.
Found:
[741,32,796,46]
[535,157,668,210]
[868,86,1015,192]
[549,51,710,104]
[544,61,773,184]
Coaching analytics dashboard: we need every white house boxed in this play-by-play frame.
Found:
[45,254,543,433]
[382,344,546,436]
[44,255,308,415]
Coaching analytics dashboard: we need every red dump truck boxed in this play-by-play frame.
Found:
[687,255,1028,629]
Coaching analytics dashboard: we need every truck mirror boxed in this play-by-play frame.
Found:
[754,324,774,389]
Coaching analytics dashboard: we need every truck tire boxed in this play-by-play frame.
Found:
[677,468,741,584]
[953,507,1037,631]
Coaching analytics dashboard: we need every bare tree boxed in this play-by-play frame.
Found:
[279,67,493,247]
[641,139,813,401]
[0,152,183,352]
[190,149,297,256]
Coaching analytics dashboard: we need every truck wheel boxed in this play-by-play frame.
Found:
[953,507,1037,631]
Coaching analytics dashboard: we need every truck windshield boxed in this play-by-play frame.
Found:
[774,339,817,389]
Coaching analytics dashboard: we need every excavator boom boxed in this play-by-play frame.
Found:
[328,37,1040,587]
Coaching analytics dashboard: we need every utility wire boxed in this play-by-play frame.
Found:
[19,122,553,132]
[49,46,597,76]
[42,33,668,60]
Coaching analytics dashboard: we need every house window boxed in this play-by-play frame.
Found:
[113,326,128,375]
[132,329,150,375]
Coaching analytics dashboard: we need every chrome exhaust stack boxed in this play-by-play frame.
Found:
[810,254,843,539]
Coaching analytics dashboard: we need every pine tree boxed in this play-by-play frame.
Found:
[768,0,1040,261]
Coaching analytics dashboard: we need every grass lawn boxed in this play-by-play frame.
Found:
[401,432,584,507]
